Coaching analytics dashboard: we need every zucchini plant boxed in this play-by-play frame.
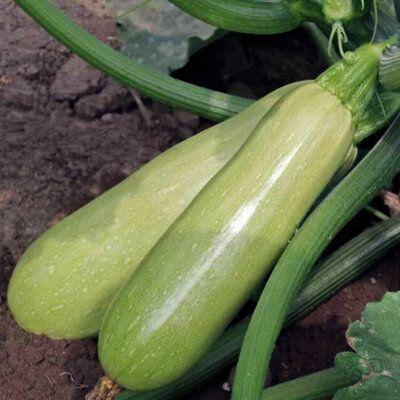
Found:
[8,0,400,398]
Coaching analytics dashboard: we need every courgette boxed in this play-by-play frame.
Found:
[7,82,304,340]
[98,44,383,392]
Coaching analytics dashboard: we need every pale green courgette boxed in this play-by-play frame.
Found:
[98,44,383,392]
[99,87,354,391]
[7,82,304,340]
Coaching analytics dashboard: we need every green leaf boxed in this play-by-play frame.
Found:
[334,292,400,399]
[105,0,218,74]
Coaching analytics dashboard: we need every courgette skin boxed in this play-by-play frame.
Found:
[7,82,304,340]
[99,83,354,391]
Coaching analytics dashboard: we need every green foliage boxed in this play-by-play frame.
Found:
[106,0,218,73]
[335,292,400,399]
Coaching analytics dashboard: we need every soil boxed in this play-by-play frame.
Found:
[1,0,399,399]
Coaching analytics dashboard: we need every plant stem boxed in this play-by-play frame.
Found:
[168,0,302,34]
[286,214,400,326]
[262,367,358,400]
[14,0,252,122]
[117,214,400,400]
[363,204,389,220]
[169,0,372,34]
[232,113,400,400]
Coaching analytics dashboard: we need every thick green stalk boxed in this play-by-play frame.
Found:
[262,368,357,400]
[169,0,398,52]
[363,204,389,220]
[168,0,302,34]
[232,111,400,400]
[117,215,400,400]
[285,214,400,325]
[168,0,371,34]
[13,0,251,122]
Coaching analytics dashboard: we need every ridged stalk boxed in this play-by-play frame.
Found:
[232,111,400,400]
[262,367,357,400]
[168,0,302,34]
[168,0,371,34]
[117,215,400,400]
[286,214,400,325]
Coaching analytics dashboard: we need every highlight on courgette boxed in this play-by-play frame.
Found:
[98,42,388,392]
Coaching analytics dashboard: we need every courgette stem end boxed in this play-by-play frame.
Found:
[317,42,388,127]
